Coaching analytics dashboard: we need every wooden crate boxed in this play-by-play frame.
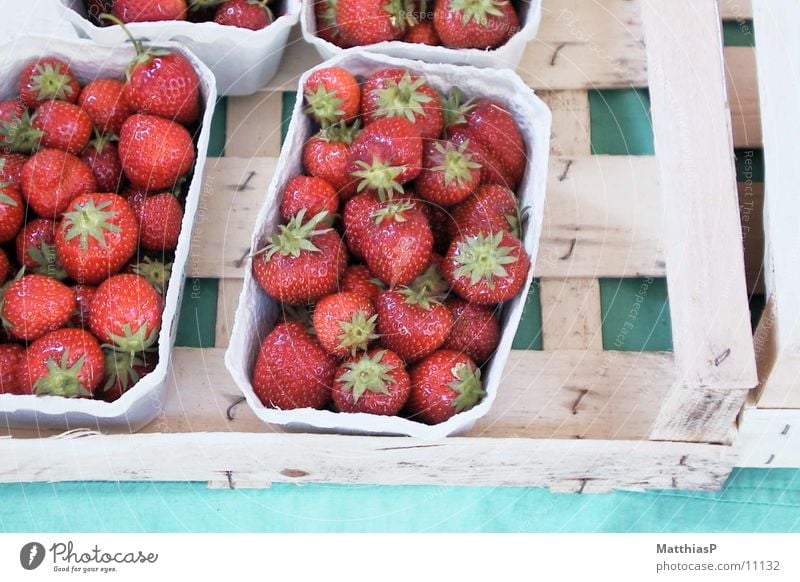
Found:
[0,0,763,493]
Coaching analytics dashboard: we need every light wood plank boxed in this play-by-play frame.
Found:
[726,47,761,148]
[536,90,591,156]
[225,92,284,158]
[215,279,245,348]
[719,0,753,20]
[539,279,603,350]
[737,408,800,467]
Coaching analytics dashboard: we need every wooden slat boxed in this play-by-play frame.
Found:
[726,47,761,149]
[215,279,245,348]
[225,92,285,157]
[539,280,603,350]
[738,408,800,467]
[536,90,591,157]
[719,0,752,20]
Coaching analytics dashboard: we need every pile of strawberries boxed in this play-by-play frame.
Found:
[84,0,276,30]
[251,65,529,425]
[0,39,202,401]
[314,0,521,50]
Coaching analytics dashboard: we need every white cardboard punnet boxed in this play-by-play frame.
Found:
[225,51,551,439]
[57,0,300,96]
[0,35,217,431]
[302,0,542,70]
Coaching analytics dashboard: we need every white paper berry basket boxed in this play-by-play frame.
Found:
[225,51,551,439]
[56,0,300,96]
[0,35,217,431]
[301,0,542,70]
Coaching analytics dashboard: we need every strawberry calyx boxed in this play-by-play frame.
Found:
[130,257,172,295]
[34,353,93,398]
[505,210,520,238]
[399,262,448,309]
[0,110,43,154]
[253,209,332,261]
[0,179,17,206]
[338,350,398,403]
[318,0,340,38]
[280,304,315,334]
[442,87,476,129]
[449,361,485,412]
[336,310,379,354]
[431,140,481,187]
[453,231,518,289]
[304,84,346,126]
[383,0,409,30]
[29,62,78,103]
[102,347,151,394]
[105,323,159,357]
[27,240,67,281]
[87,128,118,154]
[99,14,172,81]
[62,198,122,252]
[353,156,406,200]
[370,199,415,224]
[318,119,360,145]
[374,73,433,123]
[448,0,507,26]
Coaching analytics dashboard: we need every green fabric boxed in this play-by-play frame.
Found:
[512,280,543,350]
[174,278,218,348]
[723,20,755,47]
[600,278,673,351]
[590,89,654,156]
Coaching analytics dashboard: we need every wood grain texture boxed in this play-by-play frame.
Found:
[726,47,761,148]
[225,92,284,157]
[540,279,603,350]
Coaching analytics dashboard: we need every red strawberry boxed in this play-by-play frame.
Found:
[78,79,130,135]
[415,197,454,254]
[337,0,407,46]
[21,148,97,218]
[214,0,274,30]
[342,192,381,260]
[314,0,348,46]
[339,264,385,303]
[89,274,164,354]
[361,69,444,140]
[99,348,156,402]
[126,257,173,295]
[0,274,75,341]
[303,121,361,200]
[118,114,196,191]
[332,349,410,415]
[18,58,80,109]
[0,343,24,394]
[443,231,530,304]
[0,182,24,244]
[403,19,440,44]
[0,153,27,188]
[0,249,9,285]
[416,139,482,206]
[362,198,433,287]
[31,100,92,154]
[56,193,139,285]
[252,321,336,410]
[80,134,125,192]
[443,297,499,363]
[15,218,67,281]
[303,67,361,126]
[347,117,422,200]
[279,176,338,223]
[112,0,188,22]
[407,349,484,424]
[131,192,184,252]
[252,210,348,305]
[433,0,518,49]
[70,284,97,329]
[448,183,520,239]
[313,291,378,357]
[18,328,105,398]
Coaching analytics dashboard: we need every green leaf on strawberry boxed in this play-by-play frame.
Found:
[337,349,397,403]
[374,72,434,123]
[106,322,159,357]
[256,209,332,261]
[453,231,518,288]
[336,310,379,353]
[353,156,406,200]
[431,140,481,188]
[34,352,93,398]
[29,62,77,103]
[449,361,485,413]
[448,0,507,26]
[27,241,67,281]
[62,198,122,252]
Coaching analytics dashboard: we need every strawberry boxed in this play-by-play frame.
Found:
[433,0,518,49]
[443,231,530,304]
[0,343,24,394]
[0,249,9,285]
[416,139,482,206]
[99,348,156,402]
[0,152,27,188]
[0,274,75,341]
[113,0,188,22]
[31,100,92,154]
[56,193,139,285]
[118,114,196,191]
[126,257,173,295]
[214,0,274,29]
[448,183,519,239]
[252,321,336,410]
[18,328,105,398]
[337,0,407,46]
[21,148,97,219]
[279,176,338,224]
[0,181,24,244]
[89,274,164,355]
[303,67,361,126]
[78,79,130,135]
[362,198,433,286]
[313,291,378,357]
[339,264,385,304]
[361,69,443,139]
[443,297,499,363]
[131,192,184,252]
[0,100,38,154]
[303,121,361,200]
[415,197,454,254]
[342,192,381,260]
[314,0,348,46]
[70,284,97,329]
[347,117,423,200]
[403,19,440,44]
[252,210,348,305]
[332,349,410,415]
[15,218,66,281]
[407,349,484,424]
[18,58,80,109]
[80,133,125,192]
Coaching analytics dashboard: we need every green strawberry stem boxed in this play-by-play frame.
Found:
[319,120,360,145]
[34,353,93,398]
[442,87,476,129]
[88,127,118,153]
[370,200,414,224]
[336,310,379,354]
[318,0,340,38]
[448,0,507,26]
[99,14,171,80]
[453,231,518,289]
[338,350,397,403]
[251,210,332,261]
[131,257,172,295]
[0,110,43,154]
[62,198,122,252]
[105,323,159,358]
[449,361,485,412]
[374,73,433,123]
[383,0,408,31]
[398,263,448,309]
[353,157,406,201]
[431,140,481,188]
[304,84,346,127]
[29,61,77,103]
[28,241,68,281]
[102,348,150,394]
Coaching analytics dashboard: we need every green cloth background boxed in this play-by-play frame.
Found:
[5,25,800,533]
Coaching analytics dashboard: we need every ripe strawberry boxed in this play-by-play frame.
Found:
[253,321,336,410]
[126,257,173,295]
[416,139,482,206]
[31,100,92,154]
[342,192,381,260]
[403,19,440,44]
[332,349,410,415]
[314,0,348,46]
[279,176,338,223]
[80,134,125,192]
[347,117,422,200]
[131,192,184,252]
[376,286,452,363]
[407,349,484,424]
[21,148,97,218]
[70,284,97,329]
[444,297,499,363]
[113,0,188,22]
[415,197,454,254]
[0,343,24,394]
[89,274,164,354]
[214,0,274,29]
[337,0,407,46]
[18,328,105,398]
[303,67,361,126]
[313,291,378,357]
[56,193,139,285]
[0,153,28,189]
[118,114,196,191]
[0,249,9,285]
[362,198,433,286]
[449,183,520,239]
[252,210,348,305]
[18,58,80,109]
[303,121,361,200]
[15,218,67,281]
[339,264,384,304]
[0,274,75,341]
[99,348,156,402]
[78,78,130,135]
[433,0,518,49]
[361,69,443,139]
[0,182,24,244]
[444,231,530,304]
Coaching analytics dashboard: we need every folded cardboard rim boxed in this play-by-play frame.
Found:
[225,51,552,439]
